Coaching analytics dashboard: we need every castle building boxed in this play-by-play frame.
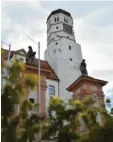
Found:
[1,9,108,118]
[45,9,83,101]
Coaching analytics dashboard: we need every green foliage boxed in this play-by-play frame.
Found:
[106,98,111,104]
[1,60,40,142]
[42,97,85,142]
[43,96,113,142]
[79,100,113,142]
[24,74,38,89]
[8,60,25,82]
[1,48,6,55]
[111,108,113,114]
[2,59,113,142]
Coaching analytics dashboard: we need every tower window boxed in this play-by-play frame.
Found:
[70,58,72,61]
[64,18,68,23]
[49,85,55,96]
[64,18,66,22]
[67,36,69,38]
[57,17,59,21]
[56,26,58,29]
[56,42,58,45]
[54,17,56,22]
[29,98,34,104]
[69,46,71,50]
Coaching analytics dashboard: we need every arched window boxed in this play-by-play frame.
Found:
[93,94,99,107]
[92,94,102,124]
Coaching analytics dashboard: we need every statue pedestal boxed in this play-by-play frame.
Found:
[67,75,108,133]
[67,75,107,101]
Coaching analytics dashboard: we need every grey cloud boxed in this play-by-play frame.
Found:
[75,24,113,45]
[81,4,113,26]
[91,69,113,82]
[74,4,113,45]
[40,1,113,18]
[1,1,113,80]
[1,1,48,42]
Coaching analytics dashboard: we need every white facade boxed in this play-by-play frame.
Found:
[45,10,83,101]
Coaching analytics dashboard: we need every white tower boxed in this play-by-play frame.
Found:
[44,9,83,101]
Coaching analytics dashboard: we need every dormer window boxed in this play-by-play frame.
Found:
[56,26,58,29]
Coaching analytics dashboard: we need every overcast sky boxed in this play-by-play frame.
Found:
[1,0,113,102]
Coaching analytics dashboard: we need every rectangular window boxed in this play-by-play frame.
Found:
[49,85,55,95]
[70,58,72,61]
[69,45,71,50]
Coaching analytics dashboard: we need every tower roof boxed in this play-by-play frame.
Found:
[47,9,72,21]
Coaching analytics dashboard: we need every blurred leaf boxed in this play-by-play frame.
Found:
[24,73,38,89]
[106,98,111,104]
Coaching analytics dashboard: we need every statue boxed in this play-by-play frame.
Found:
[26,46,36,64]
[80,59,88,76]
